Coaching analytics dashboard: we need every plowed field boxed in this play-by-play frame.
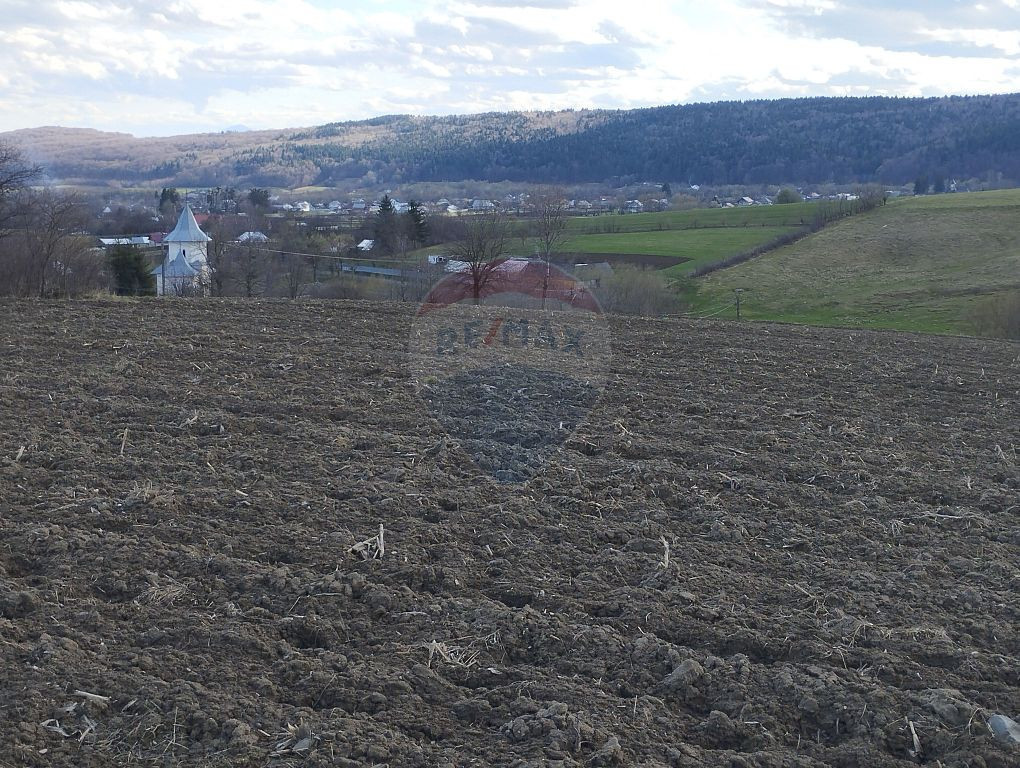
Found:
[1,299,1018,767]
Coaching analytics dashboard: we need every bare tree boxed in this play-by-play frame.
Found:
[304,233,331,284]
[283,255,307,299]
[236,241,262,297]
[449,212,510,305]
[2,189,93,297]
[0,143,40,227]
[531,191,570,308]
[203,218,233,296]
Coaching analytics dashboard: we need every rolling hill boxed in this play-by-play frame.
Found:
[4,93,1020,189]
[691,189,1020,334]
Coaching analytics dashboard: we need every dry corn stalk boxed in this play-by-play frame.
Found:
[350,524,385,560]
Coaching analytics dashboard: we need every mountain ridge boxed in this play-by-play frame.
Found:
[5,94,1020,189]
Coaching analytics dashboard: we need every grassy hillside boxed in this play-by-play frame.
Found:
[407,204,818,272]
[692,189,1020,334]
[564,227,798,275]
[542,202,830,273]
[565,202,819,234]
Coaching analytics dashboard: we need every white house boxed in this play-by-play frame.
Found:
[151,204,211,295]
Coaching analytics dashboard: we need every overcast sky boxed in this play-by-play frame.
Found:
[1,0,1018,136]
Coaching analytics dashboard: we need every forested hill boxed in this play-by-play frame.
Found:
[5,93,1020,189]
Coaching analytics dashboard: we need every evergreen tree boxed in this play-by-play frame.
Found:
[406,200,429,245]
[158,187,180,216]
[374,195,397,254]
[108,245,156,296]
[247,187,270,209]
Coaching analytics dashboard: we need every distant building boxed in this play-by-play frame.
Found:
[431,258,600,310]
[151,204,211,296]
[99,235,151,247]
[237,231,269,243]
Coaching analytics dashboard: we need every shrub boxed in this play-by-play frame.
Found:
[306,274,388,301]
[595,266,683,316]
[776,187,800,204]
[969,291,1020,339]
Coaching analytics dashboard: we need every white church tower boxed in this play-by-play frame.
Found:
[153,204,212,295]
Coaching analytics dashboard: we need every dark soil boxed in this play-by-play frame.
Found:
[1,299,1018,767]
[422,365,599,483]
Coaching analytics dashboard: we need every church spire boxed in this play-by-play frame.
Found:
[165,204,211,243]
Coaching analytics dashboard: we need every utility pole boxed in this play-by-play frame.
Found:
[733,288,744,319]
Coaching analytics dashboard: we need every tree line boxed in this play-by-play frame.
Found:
[233,94,1020,188]
[13,94,1020,190]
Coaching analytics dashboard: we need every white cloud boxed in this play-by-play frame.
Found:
[919,26,1020,55]
[0,0,1016,136]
